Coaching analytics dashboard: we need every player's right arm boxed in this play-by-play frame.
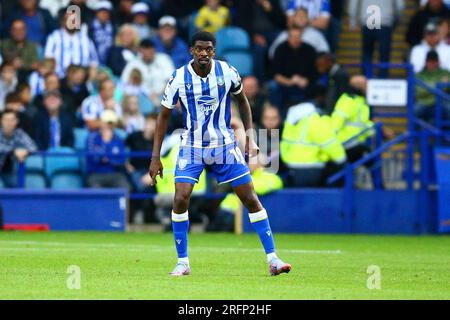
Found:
[148,106,172,185]
[148,71,179,185]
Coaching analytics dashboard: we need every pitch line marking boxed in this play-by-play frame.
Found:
[0,240,342,255]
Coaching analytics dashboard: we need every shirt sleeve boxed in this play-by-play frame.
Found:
[161,70,180,109]
[286,0,296,16]
[81,97,99,121]
[228,64,243,95]
[319,0,331,17]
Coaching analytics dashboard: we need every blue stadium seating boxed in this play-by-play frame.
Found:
[45,147,81,177]
[74,128,89,150]
[216,27,250,57]
[25,174,47,189]
[138,94,155,115]
[24,155,47,189]
[50,174,84,189]
[223,52,253,77]
[44,147,83,189]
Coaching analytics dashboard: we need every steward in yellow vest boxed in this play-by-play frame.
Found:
[331,75,374,163]
[280,102,347,187]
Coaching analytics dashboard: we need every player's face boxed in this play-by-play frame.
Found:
[191,41,215,69]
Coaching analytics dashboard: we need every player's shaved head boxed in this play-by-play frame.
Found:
[190,31,216,47]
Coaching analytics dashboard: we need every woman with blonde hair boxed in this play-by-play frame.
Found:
[106,24,140,76]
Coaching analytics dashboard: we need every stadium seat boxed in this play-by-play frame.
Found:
[23,155,47,189]
[50,173,84,189]
[74,128,89,150]
[25,173,47,189]
[25,154,45,171]
[138,94,155,115]
[223,52,253,77]
[45,147,81,177]
[216,27,250,57]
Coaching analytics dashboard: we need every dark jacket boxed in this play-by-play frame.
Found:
[234,0,286,36]
[106,46,135,77]
[33,109,74,150]
[406,3,450,47]
[323,65,350,115]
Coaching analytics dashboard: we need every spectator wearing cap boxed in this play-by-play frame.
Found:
[121,39,174,107]
[33,90,74,150]
[89,1,116,65]
[195,0,230,34]
[410,22,450,72]
[0,110,37,187]
[151,16,190,68]
[81,78,123,131]
[44,11,99,79]
[0,19,39,80]
[131,2,156,40]
[415,50,450,123]
[106,24,140,77]
[86,109,131,190]
[0,0,57,46]
[407,0,450,47]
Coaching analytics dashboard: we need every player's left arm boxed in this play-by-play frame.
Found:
[235,90,259,158]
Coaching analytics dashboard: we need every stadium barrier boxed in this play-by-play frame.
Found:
[0,189,127,231]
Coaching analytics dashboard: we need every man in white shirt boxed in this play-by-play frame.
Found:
[269,8,329,59]
[121,39,174,107]
[410,22,450,72]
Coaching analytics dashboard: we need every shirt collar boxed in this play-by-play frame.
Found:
[187,59,215,79]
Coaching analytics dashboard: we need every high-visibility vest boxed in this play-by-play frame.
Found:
[155,145,207,194]
[332,93,373,148]
[280,112,347,168]
[220,168,284,213]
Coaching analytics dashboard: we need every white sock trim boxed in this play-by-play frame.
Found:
[249,208,268,223]
[172,211,189,222]
[267,252,278,262]
[178,257,189,265]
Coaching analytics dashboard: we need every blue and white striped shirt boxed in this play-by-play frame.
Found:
[28,71,45,98]
[81,95,123,123]
[161,59,243,148]
[44,28,99,78]
[286,0,331,18]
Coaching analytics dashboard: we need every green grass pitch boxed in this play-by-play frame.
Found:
[0,232,449,299]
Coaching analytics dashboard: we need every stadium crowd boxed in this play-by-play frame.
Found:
[1,0,450,225]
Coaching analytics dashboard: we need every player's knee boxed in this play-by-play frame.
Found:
[240,192,261,211]
[174,191,190,208]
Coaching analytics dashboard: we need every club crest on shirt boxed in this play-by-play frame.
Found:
[178,158,188,170]
[196,95,217,116]
[217,76,225,87]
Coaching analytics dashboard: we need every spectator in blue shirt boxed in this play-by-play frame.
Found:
[86,109,130,189]
[151,16,191,69]
[1,0,57,46]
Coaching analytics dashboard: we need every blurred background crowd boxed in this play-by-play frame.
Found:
[1,0,449,227]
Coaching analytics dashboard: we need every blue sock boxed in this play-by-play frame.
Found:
[249,209,275,254]
[172,211,189,259]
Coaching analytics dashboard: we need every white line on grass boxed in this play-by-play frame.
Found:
[0,240,342,255]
